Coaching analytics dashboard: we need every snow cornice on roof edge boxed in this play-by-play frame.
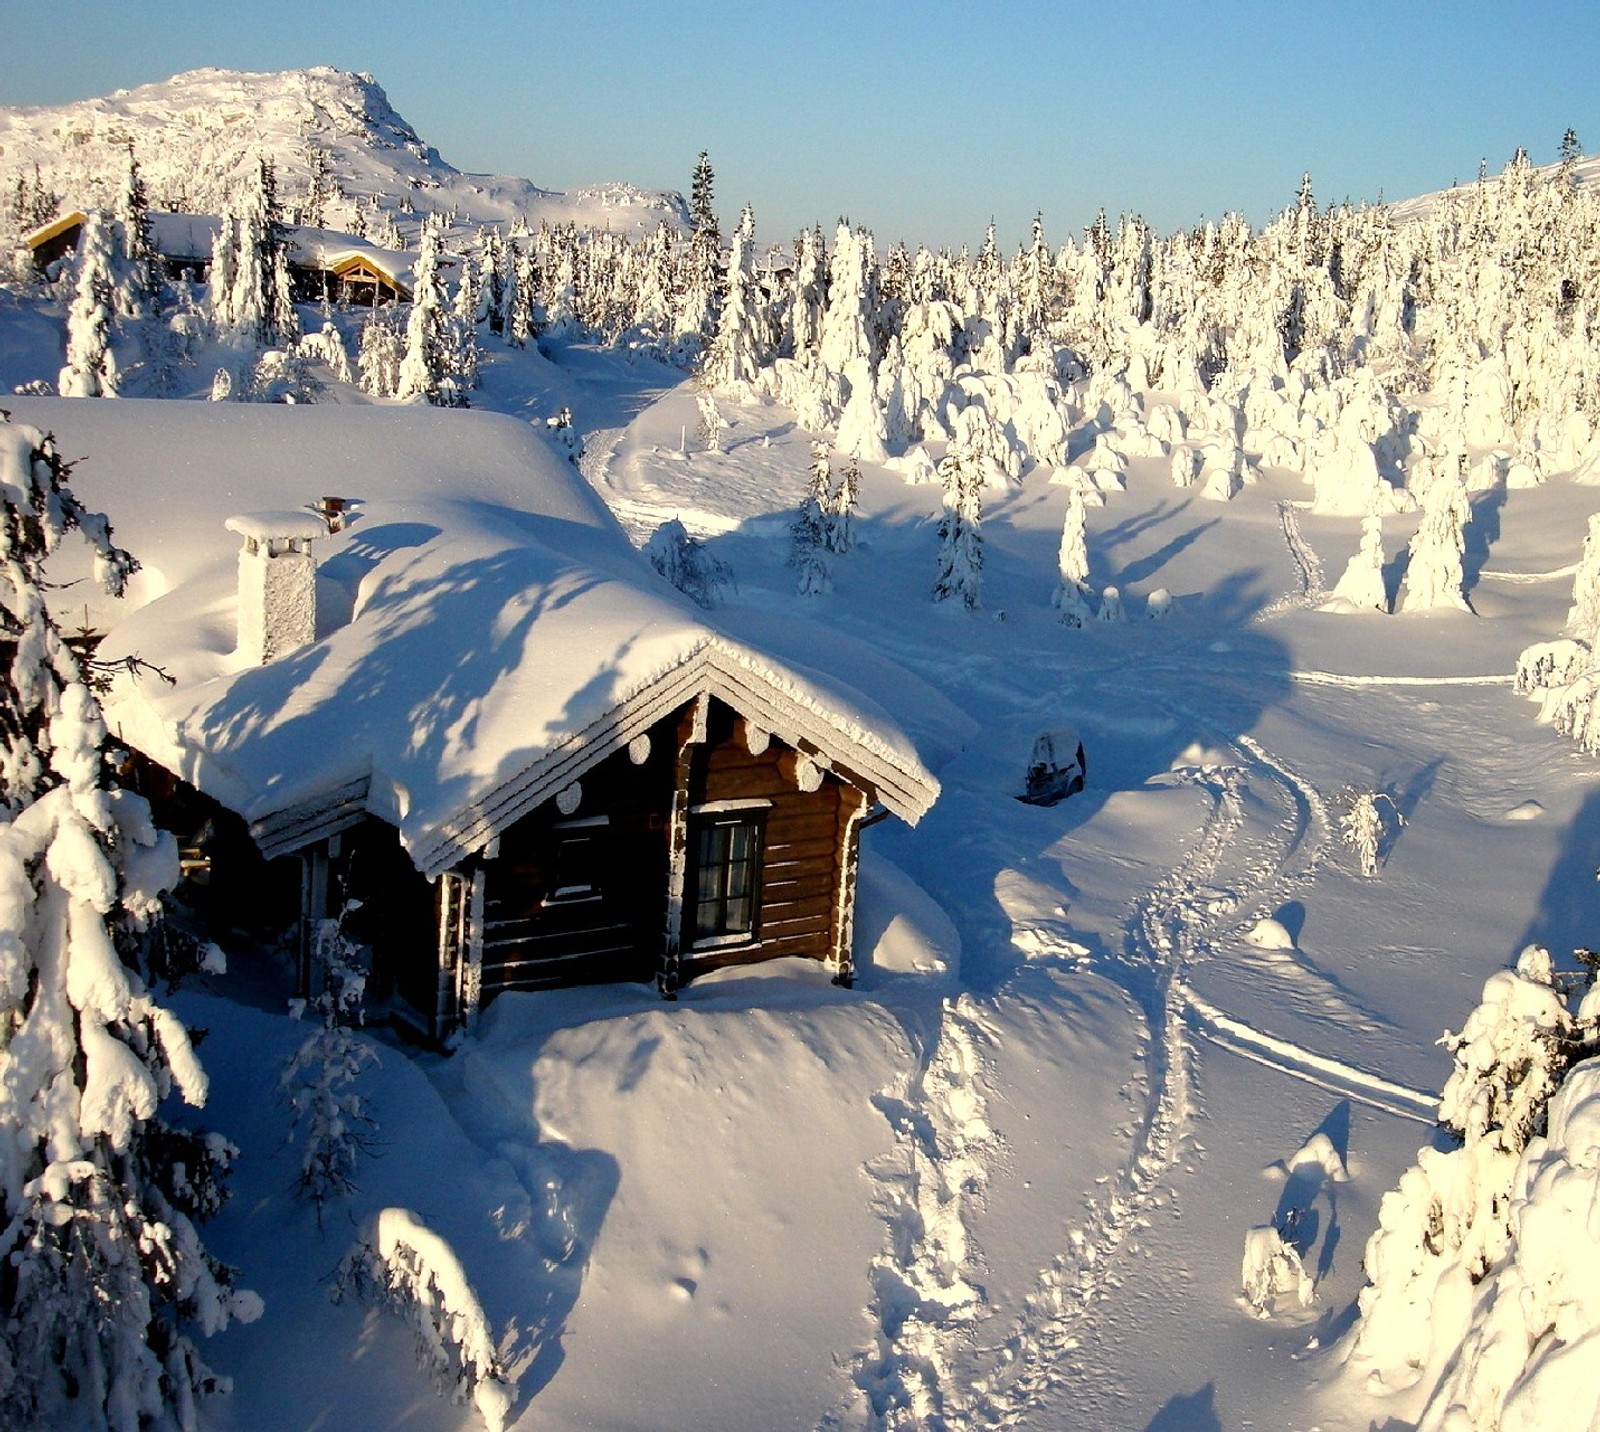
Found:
[248,636,939,876]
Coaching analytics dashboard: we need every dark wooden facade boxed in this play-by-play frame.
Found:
[134,687,885,1040]
[411,693,872,1034]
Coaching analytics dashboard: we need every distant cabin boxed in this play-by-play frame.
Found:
[19,400,939,1043]
[21,209,433,305]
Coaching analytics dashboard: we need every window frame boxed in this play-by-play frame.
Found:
[541,815,610,908]
[686,801,770,951]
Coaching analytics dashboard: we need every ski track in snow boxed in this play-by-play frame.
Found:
[1256,500,1326,620]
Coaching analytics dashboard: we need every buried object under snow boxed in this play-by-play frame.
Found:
[1019,728,1087,806]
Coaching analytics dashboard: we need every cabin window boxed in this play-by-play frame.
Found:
[544,817,608,905]
[689,808,767,947]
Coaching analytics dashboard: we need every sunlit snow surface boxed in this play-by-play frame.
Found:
[23,348,1600,1432]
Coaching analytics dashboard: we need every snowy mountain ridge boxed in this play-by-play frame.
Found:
[0,65,688,242]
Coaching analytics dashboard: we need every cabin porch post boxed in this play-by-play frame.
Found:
[297,841,331,1000]
[659,693,708,999]
[434,866,484,1038]
[828,787,869,988]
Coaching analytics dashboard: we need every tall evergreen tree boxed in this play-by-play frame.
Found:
[396,216,448,403]
[933,447,983,609]
[0,414,261,1431]
[59,210,119,398]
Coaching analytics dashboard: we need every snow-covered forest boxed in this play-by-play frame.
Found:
[4,64,1600,1432]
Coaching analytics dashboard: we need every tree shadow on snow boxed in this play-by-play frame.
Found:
[1513,783,1600,965]
[1144,1383,1222,1432]
[1461,484,1508,597]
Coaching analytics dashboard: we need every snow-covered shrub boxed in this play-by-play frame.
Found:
[0,415,261,1430]
[1241,1224,1313,1317]
[281,905,379,1224]
[334,1208,517,1432]
[644,517,734,609]
[1347,945,1598,1398]
[1514,637,1589,696]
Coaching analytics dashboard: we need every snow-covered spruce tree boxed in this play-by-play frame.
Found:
[396,216,448,403]
[59,209,120,399]
[0,415,261,1430]
[1339,788,1398,877]
[358,308,403,397]
[1347,944,1596,1398]
[932,446,983,610]
[1329,509,1390,611]
[280,903,378,1227]
[704,204,763,392]
[644,518,734,610]
[789,442,833,597]
[828,454,860,555]
[111,146,160,322]
[1399,463,1472,614]
[674,151,721,352]
[1052,486,1094,625]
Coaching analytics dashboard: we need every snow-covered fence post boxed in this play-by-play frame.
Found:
[334,1208,516,1432]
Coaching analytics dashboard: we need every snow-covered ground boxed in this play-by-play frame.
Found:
[22,333,1600,1430]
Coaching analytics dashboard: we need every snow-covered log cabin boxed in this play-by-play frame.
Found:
[18,400,939,1039]
[22,211,429,303]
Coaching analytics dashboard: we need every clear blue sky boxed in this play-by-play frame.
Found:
[4,1,1597,251]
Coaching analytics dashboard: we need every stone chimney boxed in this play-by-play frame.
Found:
[225,511,327,664]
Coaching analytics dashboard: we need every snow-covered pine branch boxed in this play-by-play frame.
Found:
[334,1207,517,1432]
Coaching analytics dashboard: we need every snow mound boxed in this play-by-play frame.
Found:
[1504,800,1545,821]
[1246,917,1296,951]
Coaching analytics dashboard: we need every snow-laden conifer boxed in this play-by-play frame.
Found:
[1328,509,1390,611]
[644,517,734,609]
[1052,486,1094,625]
[1399,462,1472,613]
[828,454,860,555]
[790,441,834,596]
[0,415,260,1431]
[705,204,764,392]
[59,210,119,398]
[932,446,983,610]
[397,216,448,403]
[281,905,378,1225]
[1348,944,1595,1398]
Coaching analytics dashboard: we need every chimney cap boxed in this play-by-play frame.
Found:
[226,511,330,543]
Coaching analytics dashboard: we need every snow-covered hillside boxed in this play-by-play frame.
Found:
[0,67,687,244]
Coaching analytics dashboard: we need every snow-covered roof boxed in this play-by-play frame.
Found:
[14,399,937,874]
[21,210,86,249]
